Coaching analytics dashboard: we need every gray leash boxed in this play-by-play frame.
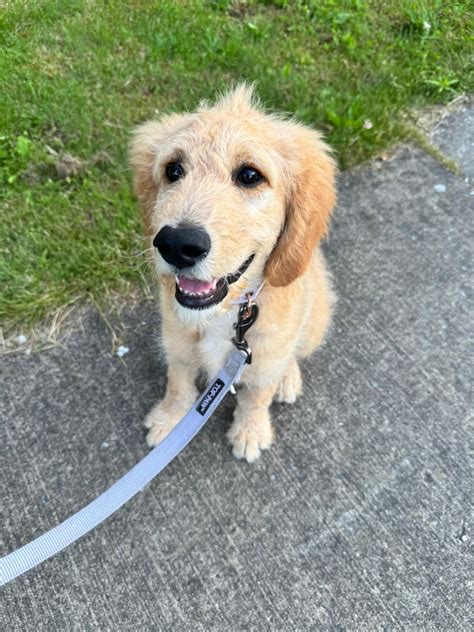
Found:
[0,343,251,587]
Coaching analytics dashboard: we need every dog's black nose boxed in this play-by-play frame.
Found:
[153,224,211,269]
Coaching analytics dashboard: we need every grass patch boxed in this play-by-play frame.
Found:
[1,0,472,329]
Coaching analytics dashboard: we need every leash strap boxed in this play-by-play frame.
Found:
[0,349,248,587]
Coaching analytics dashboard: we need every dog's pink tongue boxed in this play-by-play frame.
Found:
[177,275,217,294]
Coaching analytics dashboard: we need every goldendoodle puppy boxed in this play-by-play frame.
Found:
[130,85,336,462]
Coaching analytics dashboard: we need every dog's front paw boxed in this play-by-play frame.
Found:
[146,422,175,447]
[145,400,187,447]
[227,415,274,463]
[276,359,302,404]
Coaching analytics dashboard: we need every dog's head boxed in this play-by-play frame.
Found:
[130,85,336,321]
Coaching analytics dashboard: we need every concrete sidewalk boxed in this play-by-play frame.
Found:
[1,105,472,630]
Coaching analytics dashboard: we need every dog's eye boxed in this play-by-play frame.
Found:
[165,162,185,182]
[236,166,264,187]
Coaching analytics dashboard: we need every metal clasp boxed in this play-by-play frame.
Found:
[232,296,259,364]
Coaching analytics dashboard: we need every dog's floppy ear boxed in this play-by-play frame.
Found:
[130,113,189,235]
[129,121,163,236]
[265,127,336,287]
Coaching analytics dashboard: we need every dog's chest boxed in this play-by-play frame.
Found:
[198,310,235,376]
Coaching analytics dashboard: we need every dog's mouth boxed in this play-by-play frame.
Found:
[175,254,255,310]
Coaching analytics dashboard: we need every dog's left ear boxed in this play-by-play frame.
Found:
[265,127,336,287]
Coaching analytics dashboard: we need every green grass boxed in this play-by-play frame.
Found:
[1,0,472,329]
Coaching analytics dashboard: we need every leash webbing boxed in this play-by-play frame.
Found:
[0,348,249,587]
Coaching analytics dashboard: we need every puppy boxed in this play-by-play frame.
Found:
[130,85,336,462]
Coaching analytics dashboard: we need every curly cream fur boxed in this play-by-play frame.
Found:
[130,85,336,462]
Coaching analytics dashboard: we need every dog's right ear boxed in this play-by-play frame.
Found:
[129,121,164,236]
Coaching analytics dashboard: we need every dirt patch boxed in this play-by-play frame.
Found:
[409,93,472,137]
[54,152,84,178]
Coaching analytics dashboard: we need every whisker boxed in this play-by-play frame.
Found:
[119,246,155,259]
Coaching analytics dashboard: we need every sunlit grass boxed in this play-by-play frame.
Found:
[1,0,472,328]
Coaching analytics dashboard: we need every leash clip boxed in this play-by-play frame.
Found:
[232,295,259,364]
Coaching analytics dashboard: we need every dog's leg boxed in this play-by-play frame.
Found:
[145,361,199,446]
[227,383,277,463]
[275,357,302,404]
[145,326,200,447]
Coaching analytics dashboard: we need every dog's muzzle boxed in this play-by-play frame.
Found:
[175,254,255,309]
